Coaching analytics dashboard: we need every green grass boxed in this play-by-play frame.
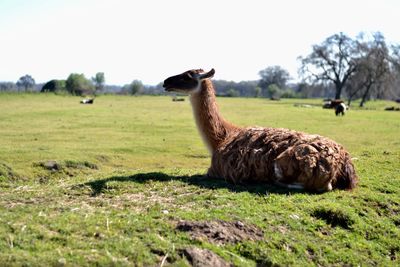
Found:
[0,94,399,266]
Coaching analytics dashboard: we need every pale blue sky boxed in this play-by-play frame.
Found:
[1,0,399,85]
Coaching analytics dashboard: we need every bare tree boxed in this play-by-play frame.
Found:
[389,45,400,99]
[346,33,391,107]
[390,44,400,71]
[299,33,358,99]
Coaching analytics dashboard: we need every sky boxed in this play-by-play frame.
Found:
[1,0,399,85]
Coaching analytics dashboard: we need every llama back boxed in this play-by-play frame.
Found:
[208,127,357,191]
[208,127,310,183]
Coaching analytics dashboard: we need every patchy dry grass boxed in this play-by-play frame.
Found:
[0,94,399,266]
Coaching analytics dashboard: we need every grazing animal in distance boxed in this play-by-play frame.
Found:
[163,69,358,192]
[335,103,347,116]
[80,98,94,104]
[323,99,343,109]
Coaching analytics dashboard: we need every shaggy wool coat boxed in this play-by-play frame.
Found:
[191,79,357,191]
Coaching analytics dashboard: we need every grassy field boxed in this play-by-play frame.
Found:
[0,94,399,266]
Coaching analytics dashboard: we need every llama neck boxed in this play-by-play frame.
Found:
[190,79,237,153]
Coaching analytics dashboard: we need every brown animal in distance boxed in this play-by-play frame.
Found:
[163,69,357,192]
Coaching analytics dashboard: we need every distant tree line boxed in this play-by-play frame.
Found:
[1,31,399,106]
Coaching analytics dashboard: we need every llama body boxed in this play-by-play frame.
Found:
[163,69,357,192]
[209,127,356,191]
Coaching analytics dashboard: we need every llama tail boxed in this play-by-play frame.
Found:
[335,158,358,190]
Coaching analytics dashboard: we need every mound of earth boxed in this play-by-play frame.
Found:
[182,247,231,267]
[176,220,264,245]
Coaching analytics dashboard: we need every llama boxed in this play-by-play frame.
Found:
[163,69,357,192]
[335,103,347,116]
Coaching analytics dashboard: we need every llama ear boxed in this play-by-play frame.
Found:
[199,68,215,80]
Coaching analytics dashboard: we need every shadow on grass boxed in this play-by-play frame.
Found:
[78,172,304,196]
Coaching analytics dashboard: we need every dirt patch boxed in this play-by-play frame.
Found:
[176,220,264,245]
[64,160,98,170]
[34,160,98,172]
[34,160,62,171]
[33,160,99,181]
[182,247,231,267]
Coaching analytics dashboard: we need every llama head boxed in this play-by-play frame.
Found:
[163,69,215,94]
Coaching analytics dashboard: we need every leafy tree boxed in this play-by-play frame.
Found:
[41,79,66,93]
[16,74,35,91]
[226,88,239,97]
[258,66,290,94]
[267,84,282,99]
[66,73,94,96]
[129,80,143,95]
[299,33,358,99]
[92,72,105,92]
[254,86,262,98]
